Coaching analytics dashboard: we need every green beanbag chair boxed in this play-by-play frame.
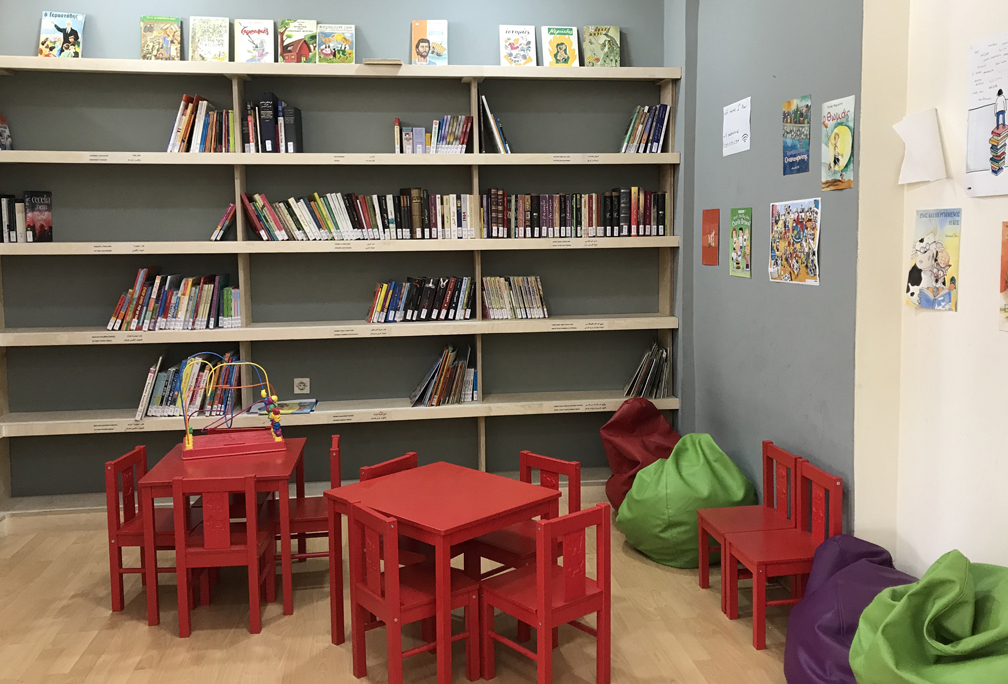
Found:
[615,433,755,568]
[850,549,1008,684]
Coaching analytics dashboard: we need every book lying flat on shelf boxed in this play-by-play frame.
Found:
[583,26,620,67]
[411,20,447,65]
[279,19,317,63]
[317,24,354,63]
[23,191,52,242]
[188,17,229,62]
[253,399,317,415]
[367,276,475,324]
[542,26,579,67]
[625,342,669,400]
[411,345,476,407]
[235,20,274,63]
[39,11,85,58]
[140,16,181,61]
[499,25,535,66]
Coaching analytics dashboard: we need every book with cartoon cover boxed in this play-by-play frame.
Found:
[583,25,619,67]
[499,25,535,67]
[317,24,354,63]
[279,19,317,63]
[39,11,85,58]
[235,19,274,63]
[542,26,579,67]
[411,20,448,65]
[188,17,229,62]
[140,16,182,61]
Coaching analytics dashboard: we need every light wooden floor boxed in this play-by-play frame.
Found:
[0,489,789,684]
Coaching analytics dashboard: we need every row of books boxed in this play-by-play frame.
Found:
[166,95,239,153]
[481,188,668,239]
[107,269,241,332]
[620,104,671,154]
[410,345,477,407]
[395,115,473,154]
[368,276,475,323]
[168,92,303,154]
[0,192,52,243]
[135,351,241,420]
[482,276,548,320]
[625,342,670,400]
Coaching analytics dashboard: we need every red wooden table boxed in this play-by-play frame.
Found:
[326,461,561,684]
[139,437,307,626]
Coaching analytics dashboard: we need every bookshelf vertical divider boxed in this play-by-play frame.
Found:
[0,257,8,501]
[658,79,677,407]
[230,76,256,409]
[468,79,487,470]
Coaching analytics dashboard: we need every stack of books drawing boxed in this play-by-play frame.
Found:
[992,124,1007,175]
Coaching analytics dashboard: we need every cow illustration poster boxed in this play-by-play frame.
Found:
[905,208,961,311]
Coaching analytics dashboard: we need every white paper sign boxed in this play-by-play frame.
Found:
[894,108,948,185]
[723,97,751,157]
[966,31,1008,196]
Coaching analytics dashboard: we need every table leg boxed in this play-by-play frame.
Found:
[328,503,345,645]
[435,537,452,684]
[141,487,159,626]
[296,455,307,560]
[279,484,294,615]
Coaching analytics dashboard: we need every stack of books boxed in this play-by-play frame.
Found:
[167,95,239,152]
[395,115,473,154]
[625,342,669,400]
[481,276,547,320]
[410,345,477,407]
[992,124,1007,176]
[108,268,241,332]
[0,191,52,242]
[243,92,303,153]
[135,350,241,420]
[620,104,670,153]
[367,276,475,323]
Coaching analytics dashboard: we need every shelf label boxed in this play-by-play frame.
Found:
[330,413,355,423]
[332,155,346,164]
[331,327,359,338]
[92,422,119,433]
[551,239,573,249]
[583,321,606,330]
[123,333,144,344]
[586,154,602,164]
[90,333,117,344]
[583,239,599,248]
[551,401,610,414]
[124,421,145,432]
[126,153,143,164]
[369,327,389,337]
[332,242,353,251]
[364,155,377,164]
[130,243,146,253]
[92,244,114,253]
[549,321,578,332]
[363,242,377,251]
[87,153,110,163]
[369,411,388,422]
[551,154,572,164]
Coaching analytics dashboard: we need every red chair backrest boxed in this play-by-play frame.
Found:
[520,450,581,517]
[797,461,843,544]
[348,503,400,616]
[105,446,147,535]
[172,475,259,563]
[330,435,342,489]
[762,441,802,523]
[537,503,611,608]
[359,452,418,482]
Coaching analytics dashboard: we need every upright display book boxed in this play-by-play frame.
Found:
[701,209,719,265]
[782,94,811,175]
[23,191,52,242]
[729,208,752,278]
[279,19,317,63]
[821,95,855,190]
[188,17,229,62]
[317,24,354,63]
[905,208,960,310]
[542,27,579,67]
[39,11,84,58]
[583,26,620,67]
[499,25,535,67]
[235,20,274,63]
[140,16,181,61]
[411,20,448,65]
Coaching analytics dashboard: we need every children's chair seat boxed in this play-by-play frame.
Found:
[697,504,796,532]
[473,520,538,560]
[482,562,602,614]
[396,564,479,611]
[116,506,178,546]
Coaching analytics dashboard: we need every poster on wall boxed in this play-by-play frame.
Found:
[723,97,750,156]
[967,32,1008,196]
[822,96,855,190]
[782,95,811,175]
[905,209,961,311]
[702,209,719,265]
[769,198,820,285]
[729,208,752,278]
[1001,222,1008,330]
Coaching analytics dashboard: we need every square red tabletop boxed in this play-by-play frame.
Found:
[140,437,307,490]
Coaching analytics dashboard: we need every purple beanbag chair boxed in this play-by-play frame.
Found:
[599,398,681,511]
[784,535,916,684]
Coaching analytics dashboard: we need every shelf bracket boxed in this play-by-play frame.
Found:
[0,70,12,77]
[225,73,251,82]
[461,76,484,84]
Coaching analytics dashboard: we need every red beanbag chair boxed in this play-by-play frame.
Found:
[599,398,681,511]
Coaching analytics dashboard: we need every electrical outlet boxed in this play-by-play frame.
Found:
[293,377,310,395]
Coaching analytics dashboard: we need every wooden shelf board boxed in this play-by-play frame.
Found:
[0,314,678,347]
[0,391,680,437]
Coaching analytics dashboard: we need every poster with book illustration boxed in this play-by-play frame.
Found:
[905,208,960,311]
[822,96,855,190]
[279,19,317,63]
[317,24,354,63]
[782,95,811,175]
[1001,222,1008,330]
[39,11,84,58]
[188,17,229,62]
[140,16,181,61]
[729,207,752,278]
[966,31,1008,196]
[583,26,620,67]
[769,198,820,285]
[702,209,719,265]
[235,20,274,63]
[542,27,579,67]
[412,20,448,65]
[499,25,535,66]
[23,191,52,243]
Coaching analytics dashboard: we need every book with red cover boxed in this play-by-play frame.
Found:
[702,208,719,265]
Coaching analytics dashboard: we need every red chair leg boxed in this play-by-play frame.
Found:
[726,548,739,621]
[421,617,435,643]
[537,620,553,684]
[297,532,307,562]
[249,558,262,635]
[177,568,191,638]
[139,548,147,587]
[698,521,709,589]
[351,601,368,678]
[466,590,480,682]
[267,539,277,603]
[753,567,766,650]
[517,621,531,643]
[597,604,610,684]
[481,592,495,681]
[329,510,345,645]
[199,569,211,607]
[552,626,559,649]
[386,616,403,684]
[109,544,125,612]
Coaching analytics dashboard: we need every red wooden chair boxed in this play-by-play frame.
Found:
[481,502,611,684]
[723,461,843,650]
[697,441,804,613]
[348,502,480,684]
[172,474,276,637]
[358,451,419,482]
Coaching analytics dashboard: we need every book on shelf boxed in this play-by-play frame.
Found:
[317,24,354,63]
[235,19,274,63]
[279,19,317,63]
[583,26,620,67]
[396,115,472,153]
[481,276,547,320]
[140,16,181,61]
[241,92,303,153]
[542,26,579,67]
[0,195,28,243]
[620,104,670,154]
[625,342,669,400]
[479,187,668,238]
[0,111,11,150]
[135,355,163,420]
[251,398,317,415]
[410,345,476,407]
[478,95,511,153]
[23,191,52,242]
[188,17,229,62]
[367,275,476,324]
[499,25,536,67]
[39,11,84,58]
[106,268,241,332]
[411,20,448,65]
[167,94,241,153]
[210,203,236,241]
[139,350,242,418]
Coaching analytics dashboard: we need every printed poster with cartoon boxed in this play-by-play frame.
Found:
[769,198,820,285]
[822,96,855,190]
[905,208,961,311]
[1000,221,1008,330]
[729,207,752,278]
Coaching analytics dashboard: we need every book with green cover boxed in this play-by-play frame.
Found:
[583,25,620,67]
[317,24,354,63]
[140,16,182,61]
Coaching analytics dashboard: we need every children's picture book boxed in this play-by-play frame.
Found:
[702,208,719,265]
[23,191,52,243]
[905,208,961,311]
[783,94,812,175]
[235,20,274,63]
[0,111,11,150]
[39,11,84,58]
[279,19,317,63]
[769,198,820,285]
[542,27,579,67]
[822,95,855,190]
[254,399,317,415]
[729,207,752,278]
[317,24,354,63]
[412,20,448,65]
[188,17,229,62]
[583,25,620,67]
[499,25,535,67]
[1001,221,1008,330]
[140,16,181,61]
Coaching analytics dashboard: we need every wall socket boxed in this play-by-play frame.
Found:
[293,378,310,395]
